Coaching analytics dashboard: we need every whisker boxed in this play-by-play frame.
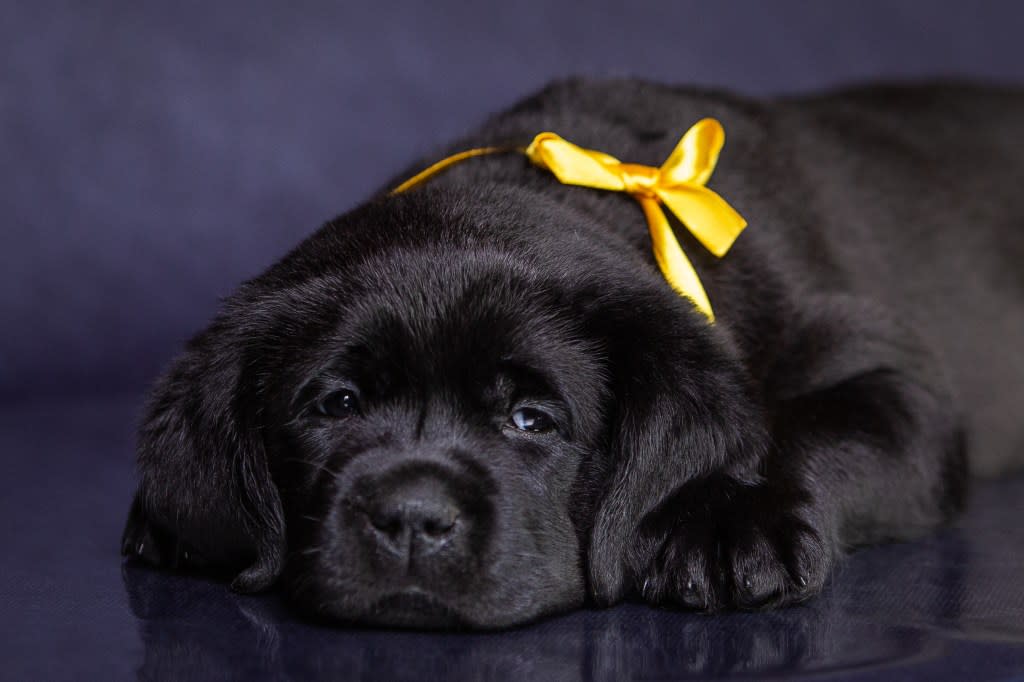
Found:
[281,457,330,468]
[280,457,335,481]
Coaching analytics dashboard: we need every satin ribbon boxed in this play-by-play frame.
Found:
[391,118,747,321]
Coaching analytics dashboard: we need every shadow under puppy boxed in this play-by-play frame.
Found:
[122,78,1024,629]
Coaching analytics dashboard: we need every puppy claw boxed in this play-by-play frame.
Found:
[638,485,833,612]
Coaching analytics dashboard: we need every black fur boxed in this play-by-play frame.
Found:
[122,79,1024,628]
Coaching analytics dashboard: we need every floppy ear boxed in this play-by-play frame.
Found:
[587,299,768,605]
[121,316,286,592]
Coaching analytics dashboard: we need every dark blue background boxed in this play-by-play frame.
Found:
[2,1,1023,680]
[6,0,1024,399]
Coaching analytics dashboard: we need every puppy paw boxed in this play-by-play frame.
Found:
[638,478,833,611]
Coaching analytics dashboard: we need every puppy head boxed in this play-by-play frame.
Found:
[123,187,764,628]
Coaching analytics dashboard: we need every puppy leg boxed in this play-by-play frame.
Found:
[640,297,967,610]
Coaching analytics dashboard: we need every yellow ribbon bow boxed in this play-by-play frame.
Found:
[391,118,747,321]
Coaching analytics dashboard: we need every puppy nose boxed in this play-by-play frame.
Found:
[363,478,461,556]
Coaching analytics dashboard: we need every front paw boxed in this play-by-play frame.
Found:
[638,479,834,611]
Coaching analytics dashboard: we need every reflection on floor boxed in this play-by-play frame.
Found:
[3,399,1023,681]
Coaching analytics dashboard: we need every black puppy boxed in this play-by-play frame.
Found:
[123,79,1024,629]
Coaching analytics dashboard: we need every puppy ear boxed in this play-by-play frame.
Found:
[121,320,286,592]
[587,300,767,605]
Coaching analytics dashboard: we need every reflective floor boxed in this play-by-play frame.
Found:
[4,397,1024,681]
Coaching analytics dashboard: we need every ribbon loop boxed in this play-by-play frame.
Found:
[660,117,726,186]
[393,119,747,321]
[524,133,626,191]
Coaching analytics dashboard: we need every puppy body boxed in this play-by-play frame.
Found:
[443,79,1024,475]
[124,79,1024,628]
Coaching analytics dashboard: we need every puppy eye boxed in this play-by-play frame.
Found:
[316,390,360,419]
[509,407,555,433]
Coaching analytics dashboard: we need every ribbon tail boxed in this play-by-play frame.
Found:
[637,196,714,321]
[657,186,747,257]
